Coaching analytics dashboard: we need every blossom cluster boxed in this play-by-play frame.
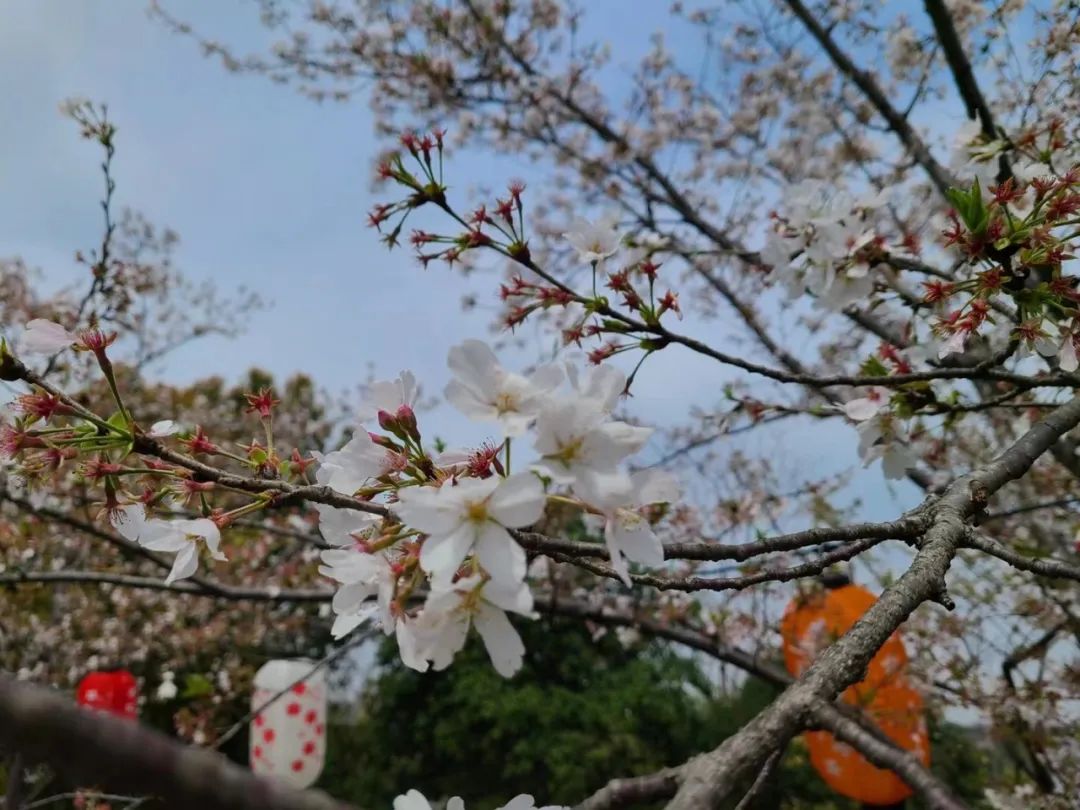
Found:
[931,122,1080,364]
[762,179,899,311]
[4,318,679,680]
[314,340,677,677]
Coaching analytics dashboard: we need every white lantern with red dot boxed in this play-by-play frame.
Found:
[249,659,327,788]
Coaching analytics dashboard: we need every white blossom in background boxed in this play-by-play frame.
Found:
[1048,321,1080,372]
[784,179,853,233]
[19,319,76,355]
[412,574,536,677]
[856,414,917,480]
[842,386,892,422]
[155,671,177,701]
[562,213,622,263]
[393,473,544,586]
[147,419,181,438]
[445,339,563,436]
[577,469,679,585]
[761,179,895,311]
[937,328,970,359]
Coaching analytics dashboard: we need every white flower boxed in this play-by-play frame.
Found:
[784,179,853,230]
[856,416,916,480]
[814,266,875,310]
[315,503,379,547]
[842,387,891,422]
[112,505,225,585]
[577,469,679,585]
[532,397,651,488]
[110,503,153,544]
[317,431,397,494]
[147,420,180,438]
[760,233,799,276]
[20,319,76,355]
[563,214,621,263]
[413,575,535,677]
[937,329,969,359]
[1059,332,1079,373]
[145,518,225,585]
[156,672,177,701]
[445,340,563,436]
[318,547,395,638]
[395,617,429,672]
[356,370,419,424]
[393,473,545,586]
[564,361,626,414]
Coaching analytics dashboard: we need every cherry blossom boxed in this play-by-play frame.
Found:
[577,469,679,585]
[531,396,651,488]
[412,574,535,677]
[856,415,917,480]
[155,671,177,701]
[19,319,76,355]
[562,214,621,264]
[356,370,419,424]
[393,790,462,810]
[393,473,544,586]
[314,503,379,547]
[843,387,892,422]
[316,430,397,494]
[394,791,567,810]
[318,547,395,638]
[146,419,181,438]
[111,505,225,585]
[445,339,563,436]
[564,361,626,414]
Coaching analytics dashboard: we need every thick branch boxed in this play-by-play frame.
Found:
[807,706,968,810]
[517,515,928,563]
[922,0,1000,140]
[0,570,331,602]
[963,529,1080,583]
[783,0,957,197]
[0,673,354,810]
[666,393,1080,810]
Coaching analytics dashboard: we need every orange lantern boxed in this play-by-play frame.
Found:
[781,582,929,806]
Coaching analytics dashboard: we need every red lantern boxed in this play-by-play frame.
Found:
[781,583,928,806]
[76,670,138,719]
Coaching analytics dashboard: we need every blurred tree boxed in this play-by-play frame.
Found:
[321,617,717,809]
[318,624,991,809]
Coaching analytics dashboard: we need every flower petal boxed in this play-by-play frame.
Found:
[474,602,526,677]
[487,473,545,527]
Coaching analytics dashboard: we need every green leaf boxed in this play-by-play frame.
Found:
[181,673,213,699]
[858,356,889,378]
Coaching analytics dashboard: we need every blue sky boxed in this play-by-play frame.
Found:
[0,1,921,523]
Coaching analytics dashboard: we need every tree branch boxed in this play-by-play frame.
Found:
[963,529,1080,583]
[665,392,1080,809]
[0,673,354,810]
[783,0,958,197]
